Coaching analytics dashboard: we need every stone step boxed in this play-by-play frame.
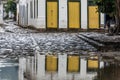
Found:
[77,33,120,51]
[77,35,104,51]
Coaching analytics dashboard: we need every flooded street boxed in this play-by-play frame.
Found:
[0,59,18,80]
[0,54,120,80]
[0,24,120,80]
[18,54,120,80]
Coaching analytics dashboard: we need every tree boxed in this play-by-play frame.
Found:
[4,0,16,21]
[94,0,120,34]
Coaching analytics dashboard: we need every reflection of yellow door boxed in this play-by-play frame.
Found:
[89,6,99,29]
[88,60,98,69]
[68,56,80,72]
[46,55,57,71]
[69,2,80,29]
[47,2,57,28]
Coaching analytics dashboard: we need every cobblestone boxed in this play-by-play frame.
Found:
[0,23,97,58]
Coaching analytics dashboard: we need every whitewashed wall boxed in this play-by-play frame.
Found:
[81,0,88,29]
[19,0,28,26]
[37,0,46,29]
[59,0,67,29]
[27,0,45,29]
[0,4,3,24]
[17,3,19,23]
[27,0,33,26]
[100,13,105,25]
[19,0,105,29]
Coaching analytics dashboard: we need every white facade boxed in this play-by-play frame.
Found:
[18,0,105,30]
[0,4,3,24]
[59,0,67,29]
[101,13,105,25]
[81,0,88,29]
[18,0,28,26]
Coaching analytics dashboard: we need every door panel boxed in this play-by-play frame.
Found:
[47,2,58,28]
[68,56,80,72]
[69,2,80,29]
[46,55,57,71]
[89,6,99,29]
[88,60,98,69]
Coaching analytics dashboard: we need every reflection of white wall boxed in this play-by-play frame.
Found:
[31,57,35,80]
[80,59,87,77]
[26,57,31,74]
[37,54,45,80]
[19,58,26,80]
[100,61,104,68]
[58,55,67,78]
[75,58,98,80]
[24,55,105,80]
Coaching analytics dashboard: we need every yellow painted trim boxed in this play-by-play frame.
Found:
[47,2,58,28]
[88,60,98,69]
[89,6,99,29]
[69,2,80,29]
[46,55,57,71]
[68,56,80,72]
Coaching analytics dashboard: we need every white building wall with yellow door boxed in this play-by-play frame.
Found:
[18,0,105,30]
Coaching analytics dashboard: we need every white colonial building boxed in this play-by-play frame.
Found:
[18,0,105,30]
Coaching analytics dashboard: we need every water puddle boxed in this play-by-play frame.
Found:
[18,54,120,80]
[0,54,120,80]
[0,59,18,80]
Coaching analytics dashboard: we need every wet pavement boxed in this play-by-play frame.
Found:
[0,55,120,80]
[18,54,120,80]
[0,23,97,58]
[0,55,119,80]
[78,32,120,51]
[0,22,120,80]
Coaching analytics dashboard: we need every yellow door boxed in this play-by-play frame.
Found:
[88,60,99,69]
[47,2,58,28]
[46,55,57,71]
[69,2,80,29]
[68,56,80,72]
[89,6,99,29]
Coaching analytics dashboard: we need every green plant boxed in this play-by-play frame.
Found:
[4,0,16,20]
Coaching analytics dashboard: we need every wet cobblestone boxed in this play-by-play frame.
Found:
[0,24,97,58]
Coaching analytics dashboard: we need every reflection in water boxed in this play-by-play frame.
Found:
[96,63,120,80]
[18,54,120,80]
[0,59,18,80]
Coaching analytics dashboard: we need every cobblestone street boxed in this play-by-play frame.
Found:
[0,23,97,58]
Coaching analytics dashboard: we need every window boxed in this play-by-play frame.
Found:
[34,0,38,18]
[30,1,33,18]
